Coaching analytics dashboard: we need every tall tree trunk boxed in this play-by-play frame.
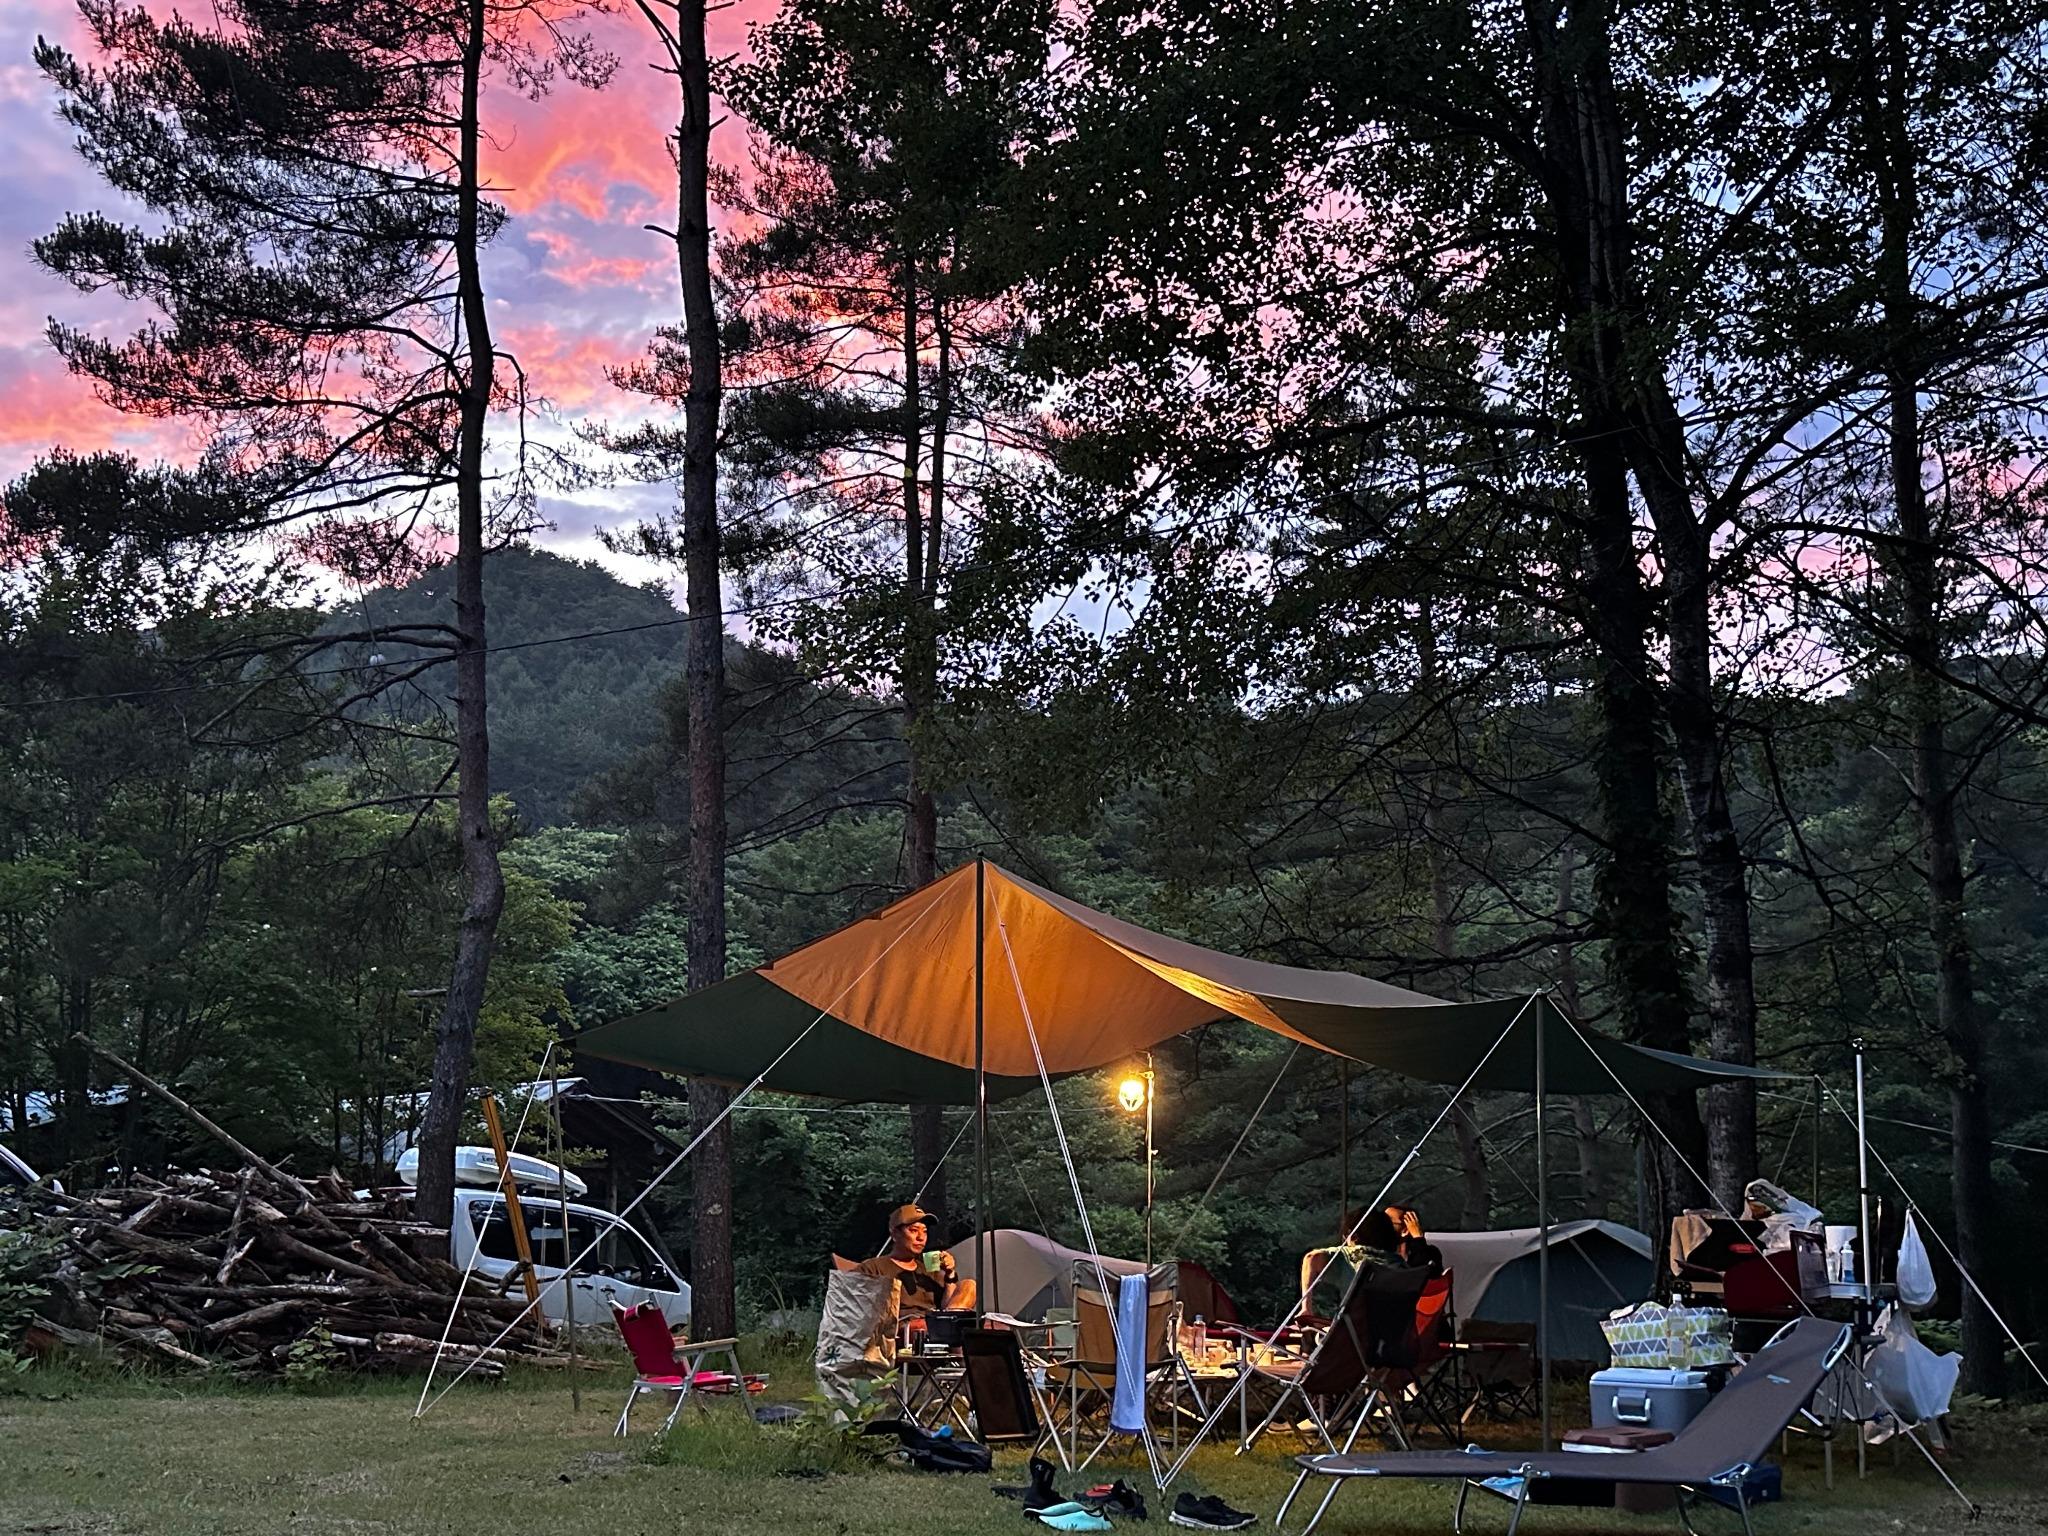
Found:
[414,0,505,1231]
[1622,345,1759,1209]
[1554,842,1604,1211]
[900,261,951,1223]
[1668,649,1760,1212]
[1577,451,1707,1217]
[676,0,735,1341]
[1418,605,1488,1227]
[1865,0,2001,1395]
[1638,438,1759,1209]
[1526,0,1707,1217]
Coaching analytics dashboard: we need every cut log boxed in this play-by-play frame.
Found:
[204,1299,316,1339]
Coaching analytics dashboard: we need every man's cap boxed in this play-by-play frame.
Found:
[887,1203,933,1230]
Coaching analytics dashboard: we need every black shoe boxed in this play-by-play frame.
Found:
[1196,1496,1256,1530]
[1169,1493,1256,1531]
[1083,1479,1148,1520]
[1021,1458,1070,1516]
[998,1456,1064,1503]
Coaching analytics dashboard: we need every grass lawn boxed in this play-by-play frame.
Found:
[2,1342,2041,1536]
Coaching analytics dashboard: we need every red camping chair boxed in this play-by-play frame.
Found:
[611,1302,760,1435]
[1391,1273,1461,1442]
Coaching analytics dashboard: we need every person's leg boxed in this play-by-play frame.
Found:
[949,1277,979,1310]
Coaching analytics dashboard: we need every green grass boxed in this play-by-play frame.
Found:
[2,1351,2042,1536]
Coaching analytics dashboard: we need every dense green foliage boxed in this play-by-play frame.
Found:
[8,0,2048,1392]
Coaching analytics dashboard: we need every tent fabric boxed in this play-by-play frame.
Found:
[1436,1223,1654,1361]
[953,1228,1243,1324]
[953,1228,1151,1319]
[574,861,1795,1102]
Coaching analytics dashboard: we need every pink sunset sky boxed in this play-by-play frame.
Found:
[0,0,767,591]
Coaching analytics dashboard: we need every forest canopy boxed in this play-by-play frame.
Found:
[4,0,2046,1390]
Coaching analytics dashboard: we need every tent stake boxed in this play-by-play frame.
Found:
[1536,1000,1550,1451]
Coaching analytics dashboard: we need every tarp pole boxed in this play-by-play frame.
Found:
[1536,999,1551,1451]
[1144,1050,1154,1269]
[1338,1059,1350,1240]
[1854,1038,1873,1307]
[1811,1074,1822,1212]
[975,857,991,1314]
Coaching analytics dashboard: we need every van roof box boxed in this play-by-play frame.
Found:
[395,1145,588,1199]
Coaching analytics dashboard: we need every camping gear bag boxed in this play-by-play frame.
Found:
[814,1269,899,1418]
[1664,1304,1735,1367]
[1601,1301,1672,1368]
[1590,1366,1714,1433]
[1703,1463,1782,1510]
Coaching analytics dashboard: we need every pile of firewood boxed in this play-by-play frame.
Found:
[17,1167,577,1381]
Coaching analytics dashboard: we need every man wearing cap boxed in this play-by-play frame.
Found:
[856,1203,976,1320]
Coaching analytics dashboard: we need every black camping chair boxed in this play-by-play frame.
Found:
[1274,1316,1852,1536]
[1238,1262,1432,1455]
[961,1328,1046,1447]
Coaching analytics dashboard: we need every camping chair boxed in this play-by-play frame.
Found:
[610,1302,755,1435]
[1454,1320,1539,1423]
[1275,1316,1852,1536]
[961,1328,1056,1449]
[1391,1273,1461,1443]
[1237,1262,1432,1456]
[1042,1284,1185,1470]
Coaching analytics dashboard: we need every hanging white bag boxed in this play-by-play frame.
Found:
[1865,1304,1959,1434]
[1897,1212,1937,1309]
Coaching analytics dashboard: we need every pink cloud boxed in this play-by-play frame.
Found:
[501,321,650,415]
[0,347,193,461]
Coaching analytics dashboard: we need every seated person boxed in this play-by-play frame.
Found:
[854,1203,977,1329]
[1338,1204,1444,1275]
[1387,1203,1445,1276]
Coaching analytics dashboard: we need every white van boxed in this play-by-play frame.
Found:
[397,1147,691,1328]
[0,1141,41,1188]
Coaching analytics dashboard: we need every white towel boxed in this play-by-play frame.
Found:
[1110,1271,1147,1433]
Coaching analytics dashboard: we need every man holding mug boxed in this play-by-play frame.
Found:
[855,1203,977,1327]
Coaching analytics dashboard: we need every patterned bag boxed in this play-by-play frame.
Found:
[1601,1301,1671,1368]
[1667,1305,1735,1368]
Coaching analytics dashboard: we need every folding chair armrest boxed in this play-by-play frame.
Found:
[680,1336,740,1352]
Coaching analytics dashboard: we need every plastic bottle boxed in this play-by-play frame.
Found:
[1192,1314,1207,1355]
[1840,1240,1856,1284]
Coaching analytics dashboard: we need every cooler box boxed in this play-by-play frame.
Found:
[1590,1366,1713,1433]
[1563,1427,1676,1513]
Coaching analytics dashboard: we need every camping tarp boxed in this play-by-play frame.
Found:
[1436,1222,1655,1362]
[576,861,1794,1102]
